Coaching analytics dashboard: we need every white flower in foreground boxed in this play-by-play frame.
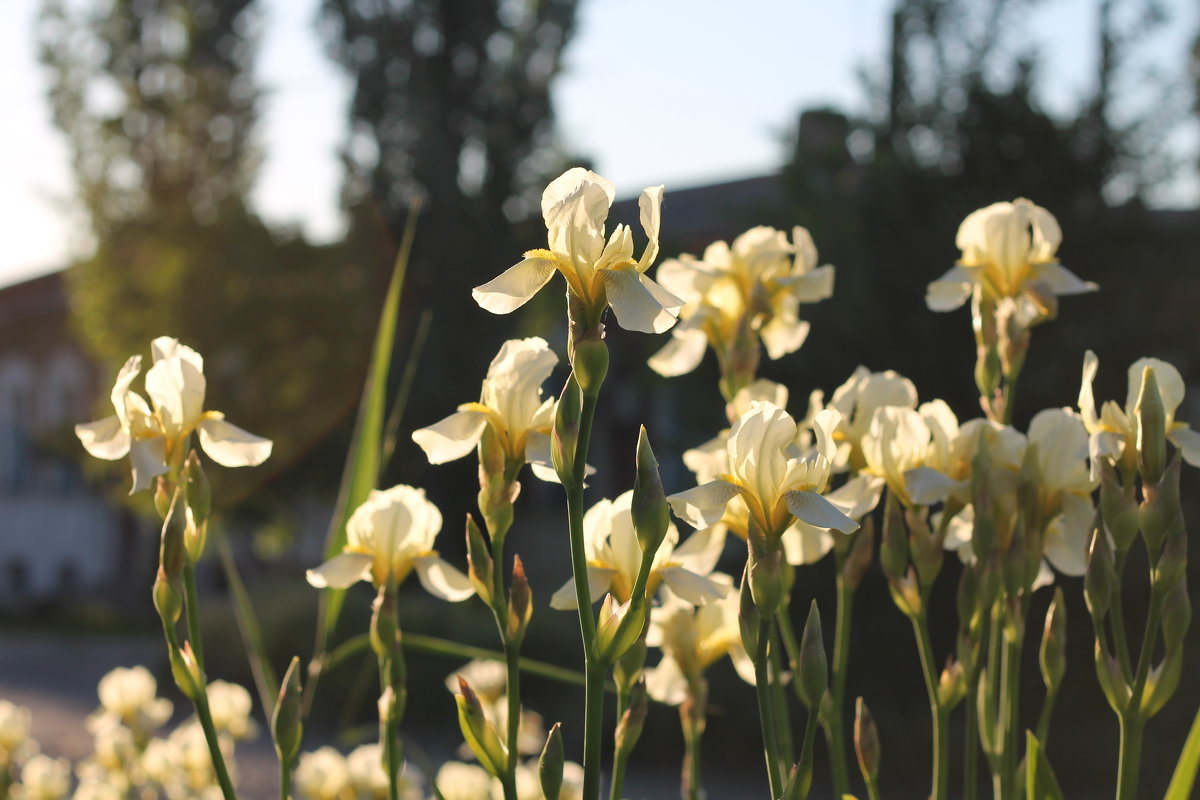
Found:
[13,754,71,800]
[825,366,919,471]
[473,168,681,334]
[96,666,172,733]
[306,485,473,601]
[649,225,834,377]
[644,574,755,705]
[75,337,272,493]
[549,490,729,610]
[669,402,858,539]
[1079,350,1200,472]
[413,337,560,481]
[206,680,256,741]
[926,198,1095,313]
[295,747,351,800]
[861,401,960,508]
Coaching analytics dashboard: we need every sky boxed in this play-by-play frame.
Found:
[2,0,1196,288]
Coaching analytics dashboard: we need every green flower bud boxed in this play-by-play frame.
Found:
[551,376,582,484]
[455,677,508,777]
[1085,527,1114,622]
[1099,462,1139,553]
[1155,522,1188,597]
[906,506,943,589]
[1140,647,1183,719]
[631,426,670,560]
[1003,517,1026,600]
[841,518,875,591]
[957,563,979,637]
[614,682,648,760]
[507,555,533,644]
[571,337,609,397]
[854,697,880,783]
[781,761,807,800]
[182,450,211,528]
[1093,641,1129,714]
[272,656,304,765]
[880,491,909,584]
[538,723,565,800]
[970,436,997,560]
[975,345,1002,407]
[595,595,647,665]
[159,489,187,580]
[937,657,966,709]
[614,635,647,697]
[1136,366,1167,485]
[152,567,182,626]
[1160,581,1191,652]
[169,641,203,702]
[797,601,828,709]
[738,569,759,656]
[154,476,172,520]
[1039,588,1067,694]
[464,515,494,607]
[1141,454,1183,559]
[747,523,785,617]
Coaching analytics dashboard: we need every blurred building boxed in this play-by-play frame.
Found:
[0,272,128,612]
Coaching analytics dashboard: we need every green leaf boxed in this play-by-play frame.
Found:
[1026,731,1065,800]
[316,206,420,645]
[215,528,278,718]
[1164,707,1200,800]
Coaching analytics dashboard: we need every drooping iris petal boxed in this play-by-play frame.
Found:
[305,552,374,589]
[667,480,742,530]
[471,257,557,314]
[198,415,273,467]
[75,415,130,461]
[129,438,169,495]
[413,556,475,602]
[602,268,680,334]
[784,490,859,533]
[411,409,489,464]
[549,566,617,610]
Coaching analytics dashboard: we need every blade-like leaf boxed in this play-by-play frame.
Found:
[1026,731,1065,800]
[380,308,433,473]
[317,205,420,645]
[215,527,278,717]
[1165,707,1200,800]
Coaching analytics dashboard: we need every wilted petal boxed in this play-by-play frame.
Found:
[644,656,688,706]
[602,269,678,334]
[667,480,741,530]
[1032,262,1097,296]
[648,326,708,377]
[925,266,974,312]
[412,410,488,465]
[306,552,373,589]
[76,415,130,461]
[129,437,168,494]
[197,416,273,467]
[781,521,834,565]
[659,566,728,605]
[472,257,557,314]
[413,555,475,602]
[549,566,615,610]
[785,490,859,533]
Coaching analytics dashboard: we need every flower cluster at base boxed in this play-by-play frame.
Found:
[0,668,255,800]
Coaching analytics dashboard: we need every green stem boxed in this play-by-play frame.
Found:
[770,633,795,768]
[608,681,631,800]
[1116,713,1145,800]
[486,512,520,800]
[566,387,604,800]
[998,632,1022,797]
[1110,551,1134,681]
[178,564,238,800]
[965,661,981,800]
[681,691,706,800]
[912,611,948,800]
[502,639,521,800]
[1035,685,1058,747]
[279,757,292,800]
[754,618,784,799]
[797,705,821,799]
[826,573,854,797]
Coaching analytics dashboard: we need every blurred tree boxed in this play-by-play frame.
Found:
[317,0,584,451]
[38,0,383,508]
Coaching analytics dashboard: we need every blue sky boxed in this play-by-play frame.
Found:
[2,0,1196,287]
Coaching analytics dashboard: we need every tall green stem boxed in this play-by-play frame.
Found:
[754,618,783,799]
[1115,591,1163,800]
[681,690,706,800]
[964,662,981,800]
[826,572,854,796]
[279,757,292,800]
[912,612,948,800]
[997,632,1022,798]
[769,636,795,767]
[565,387,604,800]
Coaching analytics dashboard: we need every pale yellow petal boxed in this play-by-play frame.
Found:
[472,257,556,314]
[412,410,488,465]
[198,416,273,467]
[306,552,374,589]
[76,415,130,461]
[413,556,474,602]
